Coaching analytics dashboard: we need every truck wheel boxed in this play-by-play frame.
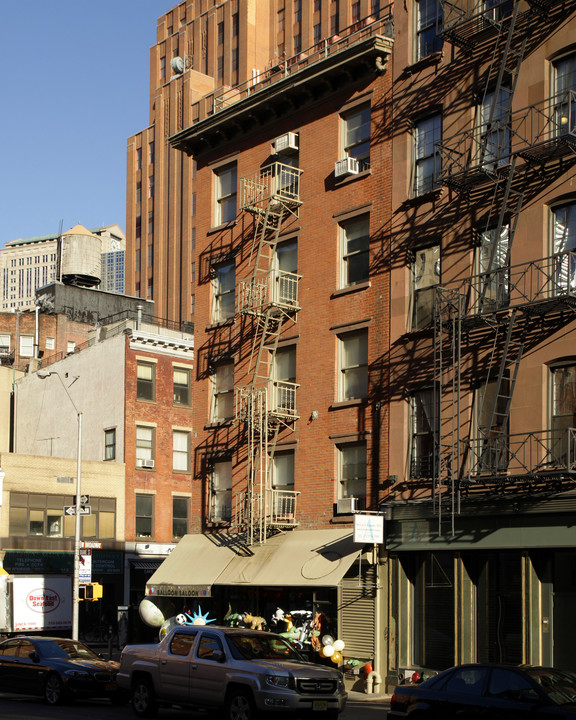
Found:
[131,678,158,717]
[226,688,258,720]
[44,673,64,705]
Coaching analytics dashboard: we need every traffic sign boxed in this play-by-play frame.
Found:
[74,494,90,506]
[64,505,92,516]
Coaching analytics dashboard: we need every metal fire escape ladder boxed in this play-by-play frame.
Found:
[236,163,302,543]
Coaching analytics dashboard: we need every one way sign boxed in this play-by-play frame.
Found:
[64,505,92,516]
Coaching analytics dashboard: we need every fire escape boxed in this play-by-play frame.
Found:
[433,0,576,530]
[234,162,303,544]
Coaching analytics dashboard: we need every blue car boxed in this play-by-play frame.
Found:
[0,635,126,705]
[390,664,576,719]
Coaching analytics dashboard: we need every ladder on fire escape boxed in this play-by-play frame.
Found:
[236,163,302,544]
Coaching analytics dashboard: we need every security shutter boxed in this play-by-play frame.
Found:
[339,563,377,657]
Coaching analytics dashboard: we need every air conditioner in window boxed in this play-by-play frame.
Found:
[137,459,155,469]
[334,157,359,178]
[336,497,357,515]
[273,132,299,154]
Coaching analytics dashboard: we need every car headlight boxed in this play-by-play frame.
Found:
[266,675,291,688]
[337,676,346,693]
[64,669,90,679]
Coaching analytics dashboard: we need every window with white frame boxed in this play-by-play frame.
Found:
[212,262,235,322]
[342,104,371,169]
[338,330,368,401]
[135,494,154,538]
[173,430,191,472]
[214,163,237,225]
[412,244,440,330]
[414,114,442,196]
[340,214,370,287]
[274,239,298,305]
[104,428,116,461]
[137,361,156,402]
[45,336,55,350]
[416,0,443,61]
[210,459,232,522]
[484,0,513,22]
[211,362,234,423]
[552,202,576,294]
[550,363,576,467]
[136,425,155,464]
[338,443,367,507]
[410,388,437,478]
[478,87,511,169]
[19,335,34,357]
[67,341,76,354]
[0,334,10,354]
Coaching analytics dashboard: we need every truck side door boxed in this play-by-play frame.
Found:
[157,630,197,703]
[189,631,229,707]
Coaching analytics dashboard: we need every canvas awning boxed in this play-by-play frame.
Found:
[145,534,239,598]
[146,529,362,597]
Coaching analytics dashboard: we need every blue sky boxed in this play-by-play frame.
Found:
[0,1,176,245]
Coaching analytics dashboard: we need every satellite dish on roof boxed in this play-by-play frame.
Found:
[171,56,185,74]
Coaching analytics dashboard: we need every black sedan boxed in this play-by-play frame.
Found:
[390,664,576,719]
[0,635,126,705]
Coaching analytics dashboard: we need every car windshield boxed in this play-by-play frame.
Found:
[527,668,576,705]
[37,639,100,661]
[227,634,303,661]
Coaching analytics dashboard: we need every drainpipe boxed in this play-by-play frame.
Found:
[366,543,383,694]
[34,304,40,360]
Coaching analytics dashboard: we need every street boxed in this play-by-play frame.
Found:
[0,693,389,720]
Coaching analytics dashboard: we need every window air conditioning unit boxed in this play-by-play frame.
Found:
[334,157,359,178]
[336,497,357,515]
[273,132,299,154]
[137,459,155,469]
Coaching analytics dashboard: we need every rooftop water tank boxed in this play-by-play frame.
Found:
[60,223,102,287]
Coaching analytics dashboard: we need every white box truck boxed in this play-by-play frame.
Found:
[0,573,72,634]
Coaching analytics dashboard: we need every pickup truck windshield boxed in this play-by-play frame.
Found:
[227,633,302,661]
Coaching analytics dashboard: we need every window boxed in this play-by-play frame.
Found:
[149,141,155,164]
[342,104,371,169]
[275,239,298,305]
[197,633,224,660]
[148,175,154,198]
[484,0,513,22]
[135,494,154,538]
[412,244,440,330]
[338,443,367,506]
[338,330,368,401]
[478,87,511,169]
[211,362,234,422]
[475,225,510,312]
[416,0,443,60]
[272,346,297,415]
[314,23,321,45]
[487,669,538,700]
[212,262,235,322]
[67,341,76,354]
[352,1,361,23]
[19,335,33,357]
[173,497,189,540]
[553,53,576,134]
[551,364,576,467]
[217,20,224,45]
[473,375,510,473]
[410,388,438,478]
[214,163,237,225]
[137,361,156,401]
[136,147,142,170]
[160,56,166,79]
[340,214,370,287]
[105,428,116,461]
[552,202,576,294]
[414,114,442,195]
[173,430,191,472]
[0,334,10,354]
[174,367,191,406]
[210,460,232,522]
[272,451,295,491]
[136,425,155,464]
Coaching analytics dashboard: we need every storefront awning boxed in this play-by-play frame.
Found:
[214,529,361,587]
[145,534,239,598]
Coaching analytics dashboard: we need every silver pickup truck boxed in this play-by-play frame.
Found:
[117,625,347,720]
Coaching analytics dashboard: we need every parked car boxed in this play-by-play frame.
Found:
[117,625,347,719]
[0,635,125,705]
[390,663,576,719]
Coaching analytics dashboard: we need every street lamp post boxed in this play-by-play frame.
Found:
[38,369,82,641]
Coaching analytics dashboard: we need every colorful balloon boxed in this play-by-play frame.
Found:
[323,644,335,657]
[364,662,373,675]
[322,635,334,646]
[331,651,342,664]
[333,639,345,652]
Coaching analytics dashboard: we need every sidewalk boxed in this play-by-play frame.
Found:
[348,690,392,703]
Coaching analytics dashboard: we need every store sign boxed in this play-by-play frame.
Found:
[146,584,211,598]
[353,514,384,544]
